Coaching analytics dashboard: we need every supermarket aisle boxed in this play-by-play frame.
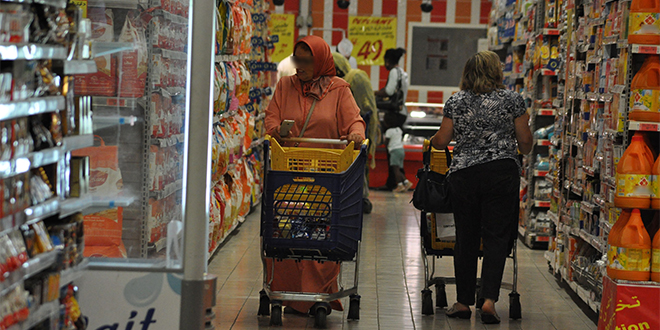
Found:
[208,191,597,330]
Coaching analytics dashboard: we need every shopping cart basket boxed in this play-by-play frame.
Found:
[419,140,521,319]
[258,136,367,328]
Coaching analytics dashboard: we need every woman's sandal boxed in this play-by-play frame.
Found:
[446,304,472,319]
[480,311,501,324]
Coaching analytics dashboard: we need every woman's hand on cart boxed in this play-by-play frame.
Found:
[341,133,364,145]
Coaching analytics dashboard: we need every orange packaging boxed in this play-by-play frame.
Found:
[610,209,652,281]
[629,56,660,122]
[628,0,660,45]
[653,226,660,282]
[615,133,654,209]
[653,155,660,209]
[608,209,632,279]
[75,9,117,97]
[117,14,148,98]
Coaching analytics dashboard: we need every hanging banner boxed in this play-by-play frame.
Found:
[269,14,295,63]
[348,16,397,66]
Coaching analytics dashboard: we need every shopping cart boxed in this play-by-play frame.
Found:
[258,136,367,328]
[419,140,521,319]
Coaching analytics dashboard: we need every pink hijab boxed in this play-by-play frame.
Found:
[295,36,337,100]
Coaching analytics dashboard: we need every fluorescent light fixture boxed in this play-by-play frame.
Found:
[409,111,427,118]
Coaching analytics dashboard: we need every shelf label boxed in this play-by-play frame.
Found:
[539,110,554,116]
[639,123,659,131]
[536,236,550,242]
[637,45,660,54]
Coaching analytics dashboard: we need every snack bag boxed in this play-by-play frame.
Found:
[118,12,148,97]
[75,9,116,96]
[72,136,122,198]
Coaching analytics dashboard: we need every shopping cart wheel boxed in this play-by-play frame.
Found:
[347,294,360,320]
[509,292,522,320]
[422,289,434,315]
[270,303,282,326]
[313,304,328,328]
[435,282,448,308]
[258,290,270,316]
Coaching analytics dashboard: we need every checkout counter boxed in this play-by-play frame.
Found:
[369,102,453,189]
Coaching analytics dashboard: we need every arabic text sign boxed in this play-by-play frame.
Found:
[348,16,397,66]
[598,276,660,330]
[269,14,295,63]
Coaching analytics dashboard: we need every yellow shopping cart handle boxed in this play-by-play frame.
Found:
[281,137,349,145]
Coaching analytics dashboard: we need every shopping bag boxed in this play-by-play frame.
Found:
[435,213,455,240]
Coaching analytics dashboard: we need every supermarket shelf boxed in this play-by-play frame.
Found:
[153,48,187,60]
[571,184,583,196]
[533,170,548,177]
[0,44,67,61]
[150,179,183,200]
[0,249,58,297]
[580,201,598,214]
[518,225,526,237]
[600,219,613,232]
[92,42,135,58]
[0,156,30,180]
[602,175,616,187]
[609,85,626,94]
[92,195,136,208]
[92,96,142,109]
[153,133,185,147]
[0,96,65,122]
[536,139,552,146]
[59,195,93,219]
[582,165,597,177]
[215,54,250,62]
[593,194,607,208]
[542,28,561,35]
[208,219,241,261]
[7,300,60,330]
[629,121,660,132]
[512,39,527,47]
[152,9,189,24]
[544,250,554,263]
[550,136,561,146]
[63,60,98,75]
[24,198,60,224]
[631,44,660,54]
[93,116,139,131]
[545,173,556,184]
[59,259,89,288]
[579,229,605,254]
[490,43,506,50]
[88,0,144,8]
[29,147,61,169]
[547,210,559,226]
[62,134,94,152]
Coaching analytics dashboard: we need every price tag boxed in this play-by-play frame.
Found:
[638,45,660,54]
[536,236,550,242]
[639,123,659,131]
[349,16,397,66]
[72,0,88,18]
[539,110,554,116]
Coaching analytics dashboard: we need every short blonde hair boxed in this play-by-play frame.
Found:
[459,51,505,94]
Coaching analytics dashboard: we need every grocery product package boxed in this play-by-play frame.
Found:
[72,136,123,198]
[82,207,127,258]
[118,12,148,97]
[74,8,117,96]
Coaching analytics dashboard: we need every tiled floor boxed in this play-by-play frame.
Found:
[208,191,597,330]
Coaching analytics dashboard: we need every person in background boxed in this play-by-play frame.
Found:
[276,55,296,80]
[375,47,409,128]
[264,35,365,315]
[333,52,381,213]
[383,112,412,192]
[431,50,533,324]
[337,38,358,69]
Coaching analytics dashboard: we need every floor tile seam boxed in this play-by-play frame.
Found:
[394,204,418,330]
[216,221,261,293]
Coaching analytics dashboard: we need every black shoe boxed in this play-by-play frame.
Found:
[363,198,373,214]
[446,304,472,319]
[480,312,501,324]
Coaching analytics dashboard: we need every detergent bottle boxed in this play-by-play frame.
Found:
[608,209,631,279]
[612,209,652,281]
[653,155,660,209]
[629,55,660,122]
[615,133,654,209]
[628,0,660,45]
[653,227,660,282]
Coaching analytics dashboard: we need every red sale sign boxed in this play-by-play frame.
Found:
[598,276,660,330]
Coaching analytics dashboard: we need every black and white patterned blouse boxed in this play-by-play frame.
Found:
[443,89,526,173]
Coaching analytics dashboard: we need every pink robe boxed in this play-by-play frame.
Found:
[264,75,365,313]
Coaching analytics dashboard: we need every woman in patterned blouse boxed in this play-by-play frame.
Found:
[431,50,533,324]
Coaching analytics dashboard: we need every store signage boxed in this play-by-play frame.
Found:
[71,0,88,18]
[268,14,295,63]
[348,16,397,66]
[598,276,660,330]
[78,270,182,330]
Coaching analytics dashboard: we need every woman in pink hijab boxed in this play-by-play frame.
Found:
[264,36,365,314]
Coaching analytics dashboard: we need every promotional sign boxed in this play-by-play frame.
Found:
[77,270,182,330]
[268,14,295,63]
[598,276,660,330]
[348,16,397,66]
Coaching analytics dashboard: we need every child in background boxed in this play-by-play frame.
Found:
[384,113,412,192]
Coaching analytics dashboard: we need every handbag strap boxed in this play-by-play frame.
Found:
[295,99,317,147]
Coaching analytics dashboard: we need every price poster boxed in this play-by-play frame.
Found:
[268,14,295,63]
[348,16,397,66]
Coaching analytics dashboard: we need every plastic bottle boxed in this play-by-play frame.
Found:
[615,134,654,208]
[653,229,660,282]
[611,209,652,281]
[608,209,631,279]
[628,0,660,45]
[653,155,660,210]
[629,55,660,122]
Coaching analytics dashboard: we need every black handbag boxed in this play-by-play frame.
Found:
[411,147,452,213]
[376,67,404,112]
